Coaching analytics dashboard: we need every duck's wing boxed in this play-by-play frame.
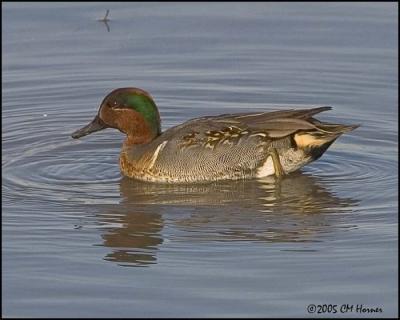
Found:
[213,106,332,122]
[157,106,336,146]
[209,106,333,138]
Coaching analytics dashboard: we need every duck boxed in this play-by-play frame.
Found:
[71,87,359,183]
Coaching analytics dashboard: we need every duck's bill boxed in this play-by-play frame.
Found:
[71,115,108,139]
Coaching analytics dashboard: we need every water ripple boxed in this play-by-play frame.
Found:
[3,137,122,204]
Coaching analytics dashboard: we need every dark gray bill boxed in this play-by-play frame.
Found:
[71,115,107,139]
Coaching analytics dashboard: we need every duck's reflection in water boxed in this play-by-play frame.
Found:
[97,172,358,267]
[101,210,162,267]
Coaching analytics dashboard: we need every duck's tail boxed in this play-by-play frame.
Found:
[294,122,359,159]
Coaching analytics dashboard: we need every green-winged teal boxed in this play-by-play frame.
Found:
[71,87,359,183]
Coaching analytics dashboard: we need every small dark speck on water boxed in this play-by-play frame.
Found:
[97,9,110,32]
[98,9,110,22]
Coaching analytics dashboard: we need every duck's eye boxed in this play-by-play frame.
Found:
[109,101,128,109]
[109,101,118,108]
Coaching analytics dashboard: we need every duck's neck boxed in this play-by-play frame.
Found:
[115,109,159,146]
[124,134,153,146]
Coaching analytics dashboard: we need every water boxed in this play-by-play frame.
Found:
[2,2,398,317]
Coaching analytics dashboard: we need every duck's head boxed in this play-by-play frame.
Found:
[71,88,161,144]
